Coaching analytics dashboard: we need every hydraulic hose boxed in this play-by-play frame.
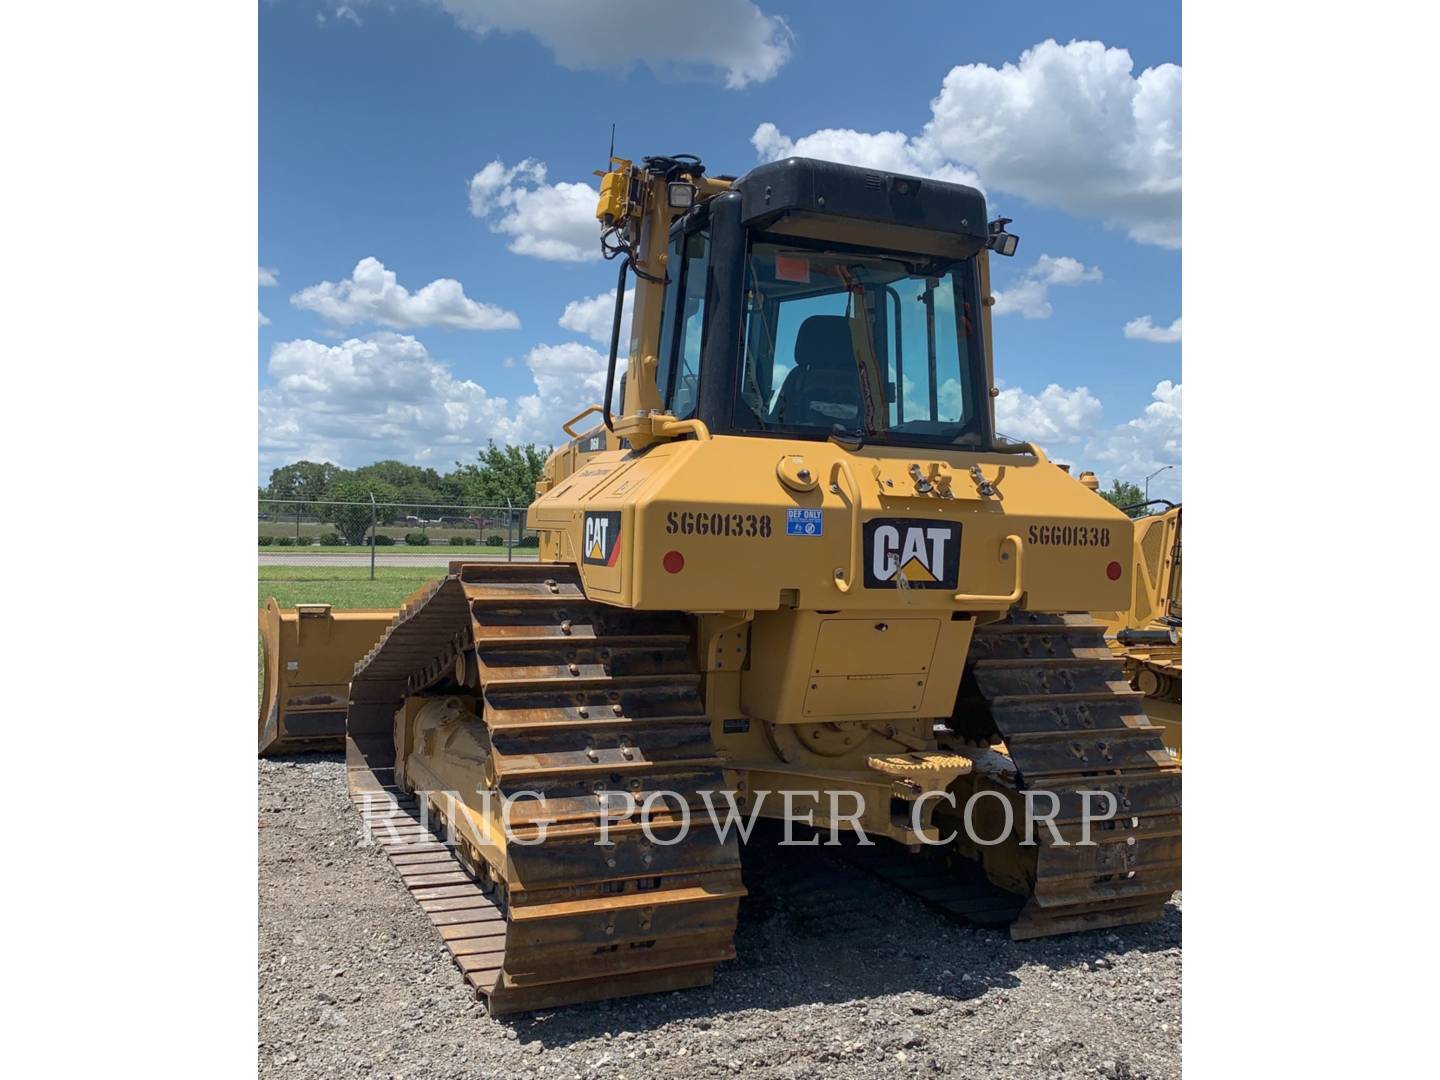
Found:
[603,257,630,431]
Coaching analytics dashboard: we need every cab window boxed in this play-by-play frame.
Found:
[735,238,985,447]
[657,228,710,419]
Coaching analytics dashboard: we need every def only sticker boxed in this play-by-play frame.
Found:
[582,511,622,567]
[863,518,963,589]
[786,508,824,536]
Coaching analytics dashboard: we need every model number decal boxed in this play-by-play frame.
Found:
[1028,524,1111,547]
[665,511,773,538]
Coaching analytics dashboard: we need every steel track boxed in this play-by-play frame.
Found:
[344,562,744,1014]
[935,610,1182,937]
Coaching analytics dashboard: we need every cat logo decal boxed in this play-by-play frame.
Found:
[582,511,622,567]
[863,518,963,590]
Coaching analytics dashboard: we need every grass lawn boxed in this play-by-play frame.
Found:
[258,565,442,609]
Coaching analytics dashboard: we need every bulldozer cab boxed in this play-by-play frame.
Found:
[612,157,1011,453]
[668,233,991,447]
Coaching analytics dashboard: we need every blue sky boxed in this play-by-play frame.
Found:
[259,0,1181,497]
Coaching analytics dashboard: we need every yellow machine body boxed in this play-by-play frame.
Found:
[1096,504,1181,632]
[526,432,1137,835]
[1095,504,1182,757]
[534,434,1131,615]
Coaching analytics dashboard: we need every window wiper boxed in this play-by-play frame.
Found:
[829,424,865,451]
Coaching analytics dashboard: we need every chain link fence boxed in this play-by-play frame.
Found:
[259,497,540,574]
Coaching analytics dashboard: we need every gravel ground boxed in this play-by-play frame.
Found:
[259,754,1180,1079]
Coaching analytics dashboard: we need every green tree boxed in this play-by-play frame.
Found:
[263,460,342,512]
[353,461,446,502]
[389,483,440,512]
[1099,479,1148,518]
[452,442,550,507]
[436,470,471,507]
[323,475,398,544]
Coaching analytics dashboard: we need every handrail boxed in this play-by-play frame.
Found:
[654,416,712,441]
[1119,498,1179,513]
[830,459,863,593]
[562,405,604,439]
[953,533,1024,609]
[991,440,1048,463]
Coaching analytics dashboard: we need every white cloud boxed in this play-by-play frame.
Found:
[995,383,1103,444]
[1084,380,1182,496]
[992,254,1102,319]
[259,310,271,326]
[991,379,1182,497]
[316,5,361,27]
[289,257,519,331]
[469,160,599,262]
[259,266,278,287]
[1124,315,1182,344]
[559,286,634,344]
[437,1,792,89]
[753,39,1180,248]
[518,342,609,429]
[259,332,607,471]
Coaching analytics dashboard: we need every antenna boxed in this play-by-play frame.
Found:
[607,123,615,163]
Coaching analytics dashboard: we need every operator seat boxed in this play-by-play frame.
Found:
[771,315,864,428]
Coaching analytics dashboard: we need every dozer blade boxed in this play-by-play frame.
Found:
[258,597,396,756]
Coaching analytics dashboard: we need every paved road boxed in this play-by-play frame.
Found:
[259,552,539,567]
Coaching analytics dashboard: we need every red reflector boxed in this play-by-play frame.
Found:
[663,550,685,574]
[1106,561,1123,581]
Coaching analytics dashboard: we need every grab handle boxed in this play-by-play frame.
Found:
[562,405,604,439]
[831,459,863,593]
[653,416,711,441]
[953,534,1024,609]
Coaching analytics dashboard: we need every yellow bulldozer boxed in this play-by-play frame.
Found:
[1090,493,1182,757]
[260,153,1181,1013]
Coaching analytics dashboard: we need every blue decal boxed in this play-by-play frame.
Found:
[786,508,824,537]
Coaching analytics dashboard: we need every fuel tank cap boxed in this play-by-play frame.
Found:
[776,454,819,493]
